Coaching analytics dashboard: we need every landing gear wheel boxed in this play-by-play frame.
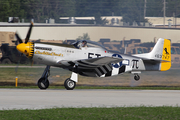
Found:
[37,78,49,90]
[134,75,140,81]
[64,78,76,90]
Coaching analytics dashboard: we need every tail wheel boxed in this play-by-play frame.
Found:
[37,78,49,90]
[134,75,140,81]
[64,78,76,90]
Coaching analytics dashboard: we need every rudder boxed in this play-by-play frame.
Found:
[160,39,171,71]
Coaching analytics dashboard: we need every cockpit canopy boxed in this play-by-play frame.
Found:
[73,40,107,50]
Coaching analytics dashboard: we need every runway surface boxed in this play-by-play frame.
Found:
[0,89,180,110]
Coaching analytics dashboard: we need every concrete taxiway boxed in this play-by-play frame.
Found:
[0,89,180,110]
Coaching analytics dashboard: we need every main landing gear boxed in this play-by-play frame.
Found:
[64,78,76,90]
[64,72,78,90]
[134,74,140,81]
[37,66,78,90]
[37,65,50,89]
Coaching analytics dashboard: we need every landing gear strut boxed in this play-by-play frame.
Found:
[134,74,140,81]
[37,65,50,89]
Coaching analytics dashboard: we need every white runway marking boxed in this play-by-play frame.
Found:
[0,89,180,110]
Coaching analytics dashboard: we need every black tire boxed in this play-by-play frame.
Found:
[134,75,140,81]
[37,78,49,90]
[2,58,12,64]
[64,78,76,90]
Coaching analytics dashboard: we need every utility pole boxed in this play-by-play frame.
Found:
[144,0,147,19]
[173,12,175,28]
[163,0,166,27]
[175,0,177,28]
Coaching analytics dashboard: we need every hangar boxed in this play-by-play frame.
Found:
[0,22,180,43]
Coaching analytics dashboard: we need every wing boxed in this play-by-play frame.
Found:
[59,56,123,77]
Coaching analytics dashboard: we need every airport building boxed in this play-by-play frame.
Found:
[0,16,180,64]
[0,22,180,43]
[0,16,180,44]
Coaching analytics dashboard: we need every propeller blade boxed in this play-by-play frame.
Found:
[15,33,23,44]
[31,59,34,66]
[25,21,33,44]
[15,53,22,74]
[15,40,18,46]
[15,61,20,74]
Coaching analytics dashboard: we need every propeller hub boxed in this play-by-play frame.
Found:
[16,42,34,58]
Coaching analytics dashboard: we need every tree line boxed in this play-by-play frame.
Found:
[0,0,180,25]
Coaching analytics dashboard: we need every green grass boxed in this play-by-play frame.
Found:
[0,67,71,85]
[0,107,180,120]
[0,64,44,66]
[1,67,180,87]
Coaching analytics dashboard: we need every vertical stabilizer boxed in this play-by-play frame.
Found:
[133,38,171,71]
[149,38,171,71]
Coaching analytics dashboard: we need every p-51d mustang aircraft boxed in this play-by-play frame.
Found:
[15,22,171,90]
